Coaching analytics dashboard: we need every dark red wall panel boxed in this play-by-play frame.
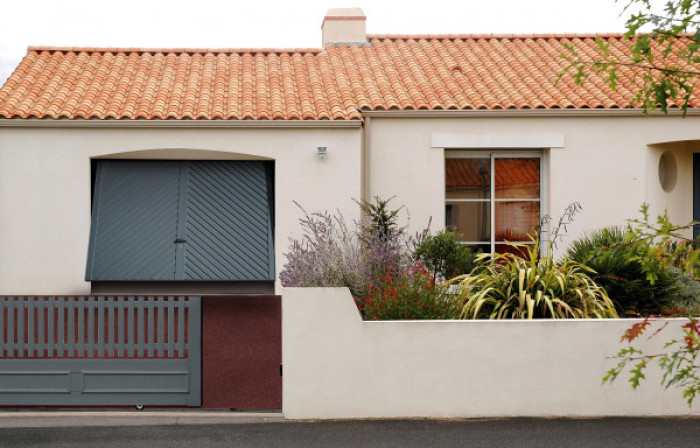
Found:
[201,295,281,409]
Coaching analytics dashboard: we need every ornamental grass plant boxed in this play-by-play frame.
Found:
[449,239,619,319]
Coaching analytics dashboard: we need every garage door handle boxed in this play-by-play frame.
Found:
[174,238,187,244]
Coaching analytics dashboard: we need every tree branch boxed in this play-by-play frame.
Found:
[576,59,700,77]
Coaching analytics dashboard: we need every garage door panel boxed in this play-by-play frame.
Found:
[185,161,274,281]
[86,161,181,281]
[86,160,274,282]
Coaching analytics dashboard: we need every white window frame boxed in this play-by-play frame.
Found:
[445,149,547,254]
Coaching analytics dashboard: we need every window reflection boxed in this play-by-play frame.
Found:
[445,156,541,254]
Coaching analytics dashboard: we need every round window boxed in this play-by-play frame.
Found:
[658,151,678,193]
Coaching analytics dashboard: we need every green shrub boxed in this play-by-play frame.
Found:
[450,240,618,319]
[412,230,478,281]
[668,267,700,312]
[566,226,679,315]
[354,196,404,240]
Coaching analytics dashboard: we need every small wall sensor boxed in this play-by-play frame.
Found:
[317,146,328,160]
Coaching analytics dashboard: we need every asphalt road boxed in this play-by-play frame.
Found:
[1,418,698,448]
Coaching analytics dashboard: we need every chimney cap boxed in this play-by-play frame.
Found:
[322,8,367,26]
[321,8,367,47]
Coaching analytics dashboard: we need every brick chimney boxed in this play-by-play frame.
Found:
[321,8,367,47]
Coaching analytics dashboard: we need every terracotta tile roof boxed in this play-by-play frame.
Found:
[0,34,698,120]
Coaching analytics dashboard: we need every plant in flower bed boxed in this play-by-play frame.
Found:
[449,239,619,319]
[411,229,478,281]
[359,265,462,320]
[566,226,679,316]
[279,197,420,302]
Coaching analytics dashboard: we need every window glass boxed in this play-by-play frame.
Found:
[495,200,540,242]
[494,158,540,199]
[445,154,542,254]
[446,201,490,242]
[445,158,490,200]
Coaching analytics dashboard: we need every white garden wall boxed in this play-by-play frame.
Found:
[282,287,699,419]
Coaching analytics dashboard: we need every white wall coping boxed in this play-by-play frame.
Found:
[431,132,565,149]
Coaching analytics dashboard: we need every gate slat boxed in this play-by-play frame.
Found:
[27,297,35,358]
[137,296,145,357]
[46,297,55,357]
[16,298,24,357]
[167,296,174,357]
[57,298,65,357]
[127,296,135,357]
[67,297,75,357]
[78,296,86,358]
[147,297,155,357]
[7,298,15,357]
[97,296,105,357]
[157,296,165,357]
[107,296,115,357]
[117,296,124,358]
[177,296,185,357]
[37,298,45,357]
[85,296,92,357]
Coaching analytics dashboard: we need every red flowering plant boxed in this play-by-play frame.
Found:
[358,263,462,320]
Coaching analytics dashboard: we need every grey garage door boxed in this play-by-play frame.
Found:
[86,160,275,282]
[0,295,201,406]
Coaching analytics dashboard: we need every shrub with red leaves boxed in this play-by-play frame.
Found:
[357,264,462,320]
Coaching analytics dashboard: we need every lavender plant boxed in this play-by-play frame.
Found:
[279,199,422,300]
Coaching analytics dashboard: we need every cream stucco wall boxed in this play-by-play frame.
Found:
[365,114,700,254]
[0,125,362,294]
[2,113,700,294]
[283,287,699,419]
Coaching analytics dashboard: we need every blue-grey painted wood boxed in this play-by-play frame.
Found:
[47,299,55,357]
[136,296,146,357]
[0,360,193,406]
[184,161,275,281]
[187,296,202,407]
[694,154,700,240]
[86,160,274,282]
[167,297,175,358]
[86,161,181,281]
[177,298,185,357]
[27,299,34,358]
[0,296,202,406]
[17,299,23,357]
[0,299,5,357]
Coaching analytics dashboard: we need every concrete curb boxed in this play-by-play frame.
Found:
[0,411,285,428]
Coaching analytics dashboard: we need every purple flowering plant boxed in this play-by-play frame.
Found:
[280,198,460,319]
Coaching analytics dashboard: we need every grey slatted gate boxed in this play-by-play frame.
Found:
[0,296,201,406]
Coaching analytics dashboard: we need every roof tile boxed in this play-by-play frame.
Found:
[1,34,698,120]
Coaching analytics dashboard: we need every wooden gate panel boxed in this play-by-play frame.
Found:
[0,296,201,407]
